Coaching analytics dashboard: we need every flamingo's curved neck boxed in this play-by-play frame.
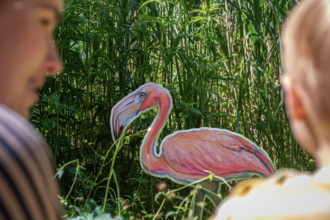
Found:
[140,92,172,172]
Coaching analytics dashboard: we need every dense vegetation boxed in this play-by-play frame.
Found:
[31,0,314,219]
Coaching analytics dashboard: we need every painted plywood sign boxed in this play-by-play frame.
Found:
[110,82,275,218]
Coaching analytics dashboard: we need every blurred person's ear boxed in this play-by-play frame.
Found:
[281,74,305,120]
[281,74,318,156]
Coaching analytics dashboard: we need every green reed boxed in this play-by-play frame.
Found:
[31,0,315,219]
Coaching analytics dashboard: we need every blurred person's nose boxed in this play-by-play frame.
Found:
[42,36,63,76]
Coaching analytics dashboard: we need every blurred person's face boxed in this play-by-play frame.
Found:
[0,0,63,119]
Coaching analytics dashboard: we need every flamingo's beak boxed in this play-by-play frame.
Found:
[111,94,143,141]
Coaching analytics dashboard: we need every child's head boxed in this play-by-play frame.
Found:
[282,0,330,156]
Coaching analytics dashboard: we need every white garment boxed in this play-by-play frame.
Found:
[212,167,330,220]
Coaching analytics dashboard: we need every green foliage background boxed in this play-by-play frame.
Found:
[31,0,315,219]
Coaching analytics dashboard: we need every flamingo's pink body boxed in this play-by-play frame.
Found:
[111,82,275,217]
[147,129,274,183]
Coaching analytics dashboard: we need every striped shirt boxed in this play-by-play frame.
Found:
[0,104,62,220]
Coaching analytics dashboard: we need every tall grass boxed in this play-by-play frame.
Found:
[31,0,315,219]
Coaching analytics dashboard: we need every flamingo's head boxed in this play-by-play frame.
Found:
[111,82,170,141]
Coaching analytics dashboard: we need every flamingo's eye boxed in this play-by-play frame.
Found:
[139,93,146,99]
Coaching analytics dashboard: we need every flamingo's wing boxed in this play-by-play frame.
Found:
[162,129,274,180]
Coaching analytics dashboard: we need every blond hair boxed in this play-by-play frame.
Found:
[282,0,330,136]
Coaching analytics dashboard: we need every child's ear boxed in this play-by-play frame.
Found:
[281,74,306,120]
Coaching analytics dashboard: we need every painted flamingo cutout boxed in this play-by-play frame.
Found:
[111,82,275,218]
